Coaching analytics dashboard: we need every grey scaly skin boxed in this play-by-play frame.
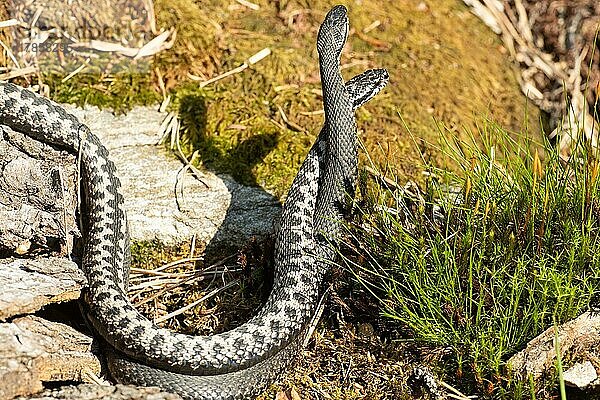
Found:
[0,5,388,400]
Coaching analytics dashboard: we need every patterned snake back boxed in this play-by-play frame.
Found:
[0,5,388,399]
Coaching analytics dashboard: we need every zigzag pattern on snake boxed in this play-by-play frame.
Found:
[0,5,388,400]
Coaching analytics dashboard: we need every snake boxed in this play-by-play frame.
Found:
[0,5,388,400]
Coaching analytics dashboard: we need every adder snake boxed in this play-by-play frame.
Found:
[0,5,388,399]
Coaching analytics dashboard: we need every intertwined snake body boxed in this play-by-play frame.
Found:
[0,5,387,399]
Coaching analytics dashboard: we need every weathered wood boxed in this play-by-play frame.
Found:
[0,125,79,257]
[0,316,101,399]
[508,311,600,389]
[0,257,85,321]
[17,384,181,400]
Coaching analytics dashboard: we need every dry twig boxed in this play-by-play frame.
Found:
[189,47,271,88]
[462,0,599,160]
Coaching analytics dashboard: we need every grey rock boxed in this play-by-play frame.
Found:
[20,384,181,400]
[66,105,281,249]
[0,316,101,399]
[508,311,600,387]
[563,360,599,389]
[0,257,85,321]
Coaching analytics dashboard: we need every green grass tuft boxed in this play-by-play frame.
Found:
[344,121,600,398]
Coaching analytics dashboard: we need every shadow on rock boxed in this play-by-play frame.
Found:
[177,93,282,263]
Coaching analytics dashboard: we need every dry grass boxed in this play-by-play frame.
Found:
[129,237,478,399]
[129,238,272,336]
[0,2,11,73]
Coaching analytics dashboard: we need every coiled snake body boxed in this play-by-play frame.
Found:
[0,5,388,399]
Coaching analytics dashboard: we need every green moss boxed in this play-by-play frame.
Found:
[130,240,189,268]
[45,72,161,113]
[40,0,542,197]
